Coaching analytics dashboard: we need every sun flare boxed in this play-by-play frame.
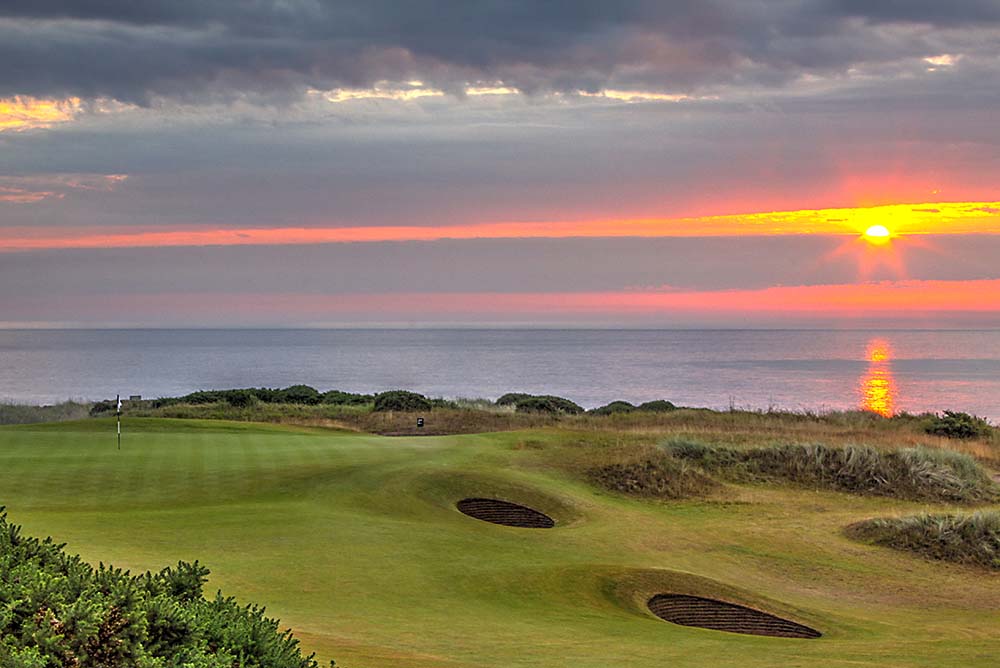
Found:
[863,224,892,245]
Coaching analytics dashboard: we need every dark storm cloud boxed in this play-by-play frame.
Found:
[830,0,1000,26]
[2,1,998,103]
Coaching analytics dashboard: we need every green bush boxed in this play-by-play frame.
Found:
[636,399,677,412]
[848,512,1000,569]
[277,385,322,405]
[496,393,533,406]
[513,395,584,415]
[89,400,119,416]
[225,389,256,408]
[321,390,374,406]
[497,393,583,414]
[590,401,636,415]
[0,510,323,667]
[924,411,993,439]
[373,390,432,412]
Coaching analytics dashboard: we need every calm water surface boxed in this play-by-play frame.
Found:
[0,329,998,420]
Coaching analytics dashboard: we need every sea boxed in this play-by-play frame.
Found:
[1,328,998,421]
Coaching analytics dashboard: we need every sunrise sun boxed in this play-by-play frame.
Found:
[863,224,892,245]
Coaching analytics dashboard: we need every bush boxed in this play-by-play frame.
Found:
[373,390,432,412]
[496,393,533,406]
[89,399,119,416]
[321,390,374,406]
[848,512,1000,569]
[636,399,677,412]
[924,411,993,439]
[225,389,256,408]
[497,393,583,414]
[590,401,636,416]
[0,510,323,667]
[513,395,584,415]
[276,385,322,405]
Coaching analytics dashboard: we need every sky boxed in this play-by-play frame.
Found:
[1,1,999,328]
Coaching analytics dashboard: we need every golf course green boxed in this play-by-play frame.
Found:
[1,417,998,667]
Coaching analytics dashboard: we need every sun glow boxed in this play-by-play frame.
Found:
[864,224,892,245]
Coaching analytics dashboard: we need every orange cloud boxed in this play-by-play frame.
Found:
[0,174,128,205]
[1,200,998,249]
[0,96,81,131]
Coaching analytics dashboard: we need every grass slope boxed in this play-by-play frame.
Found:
[1,418,999,667]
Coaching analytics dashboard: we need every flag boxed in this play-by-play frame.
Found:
[116,395,122,413]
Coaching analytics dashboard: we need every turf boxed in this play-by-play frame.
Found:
[1,418,999,667]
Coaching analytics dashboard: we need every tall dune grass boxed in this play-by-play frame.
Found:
[848,512,1000,569]
[665,441,998,503]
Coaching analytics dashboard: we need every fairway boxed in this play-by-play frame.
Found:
[1,418,998,667]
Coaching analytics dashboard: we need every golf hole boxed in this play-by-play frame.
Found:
[647,594,821,639]
[456,498,556,528]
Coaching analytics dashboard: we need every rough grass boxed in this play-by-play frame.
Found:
[665,441,999,503]
[0,401,92,425]
[848,512,1000,569]
[587,448,718,500]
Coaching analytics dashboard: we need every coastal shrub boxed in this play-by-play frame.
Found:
[847,512,1000,569]
[277,385,322,405]
[924,411,993,440]
[321,390,374,406]
[590,453,717,499]
[373,390,432,412]
[590,401,636,416]
[89,399,120,416]
[0,510,323,667]
[496,393,533,406]
[514,395,584,415]
[665,440,998,502]
[225,389,256,408]
[636,399,677,412]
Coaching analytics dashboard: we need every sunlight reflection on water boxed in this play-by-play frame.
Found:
[859,338,897,416]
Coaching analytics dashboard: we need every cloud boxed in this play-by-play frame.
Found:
[0,174,127,204]
[0,2,998,104]
[0,96,81,131]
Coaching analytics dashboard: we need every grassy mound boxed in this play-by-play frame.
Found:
[589,452,718,499]
[666,441,998,502]
[848,512,1000,569]
[0,511,322,668]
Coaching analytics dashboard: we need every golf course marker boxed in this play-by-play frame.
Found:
[647,594,821,639]
[456,498,555,528]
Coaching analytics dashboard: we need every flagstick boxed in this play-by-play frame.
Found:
[116,394,121,450]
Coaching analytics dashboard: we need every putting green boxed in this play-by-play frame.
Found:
[1,418,998,667]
